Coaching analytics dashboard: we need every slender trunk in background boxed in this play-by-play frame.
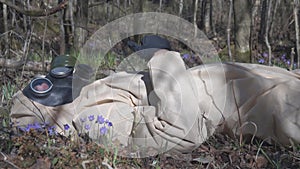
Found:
[159,0,162,12]
[106,1,110,21]
[179,0,183,16]
[117,0,120,16]
[233,0,252,58]
[265,0,273,66]
[294,0,300,68]
[42,14,48,72]
[124,0,127,9]
[227,0,233,61]
[59,0,66,55]
[204,0,212,34]
[249,0,260,63]
[11,0,16,27]
[3,3,9,55]
[210,0,217,36]
[259,0,267,43]
[22,0,27,33]
[193,0,199,38]
[69,0,75,40]
[200,0,206,29]
[133,0,144,42]
[74,0,89,51]
[269,0,279,37]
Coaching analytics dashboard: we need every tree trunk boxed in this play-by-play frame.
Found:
[133,0,144,42]
[179,0,183,16]
[74,0,89,51]
[204,0,211,34]
[249,0,260,63]
[233,0,252,61]
[193,0,199,38]
[3,3,9,56]
[259,0,267,43]
[227,0,233,61]
[159,0,162,12]
[265,0,273,66]
[59,0,66,55]
[69,0,75,40]
[294,0,300,68]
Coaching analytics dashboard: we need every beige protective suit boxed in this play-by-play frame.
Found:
[10,51,300,155]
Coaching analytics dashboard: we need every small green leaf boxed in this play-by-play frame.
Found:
[52,157,59,166]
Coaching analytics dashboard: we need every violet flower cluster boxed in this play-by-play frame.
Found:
[257,52,296,69]
[18,122,57,136]
[79,114,113,135]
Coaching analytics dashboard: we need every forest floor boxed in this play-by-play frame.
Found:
[0,106,300,169]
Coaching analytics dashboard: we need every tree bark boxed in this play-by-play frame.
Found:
[133,0,144,42]
[59,0,66,55]
[74,0,89,50]
[249,0,260,63]
[265,0,273,66]
[2,3,8,55]
[227,0,233,61]
[233,0,252,54]
[193,0,199,38]
[204,0,211,33]
[179,0,183,16]
[159,0,162,12]
[294,0,300,68]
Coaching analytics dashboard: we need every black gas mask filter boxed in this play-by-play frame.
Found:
[22,55,94,107]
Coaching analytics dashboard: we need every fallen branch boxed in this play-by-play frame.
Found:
[0,0,68,17]
[0,58,51,72]
[0,152,21,169]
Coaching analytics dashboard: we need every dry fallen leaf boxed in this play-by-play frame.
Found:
[255,155,268,168]
[29,157,51,169]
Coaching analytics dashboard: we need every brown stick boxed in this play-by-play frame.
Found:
[0,0,68,17]
[0,58,51,72]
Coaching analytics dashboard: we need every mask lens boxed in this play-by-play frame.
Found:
[30,77,53,96]
[50,67,73,78]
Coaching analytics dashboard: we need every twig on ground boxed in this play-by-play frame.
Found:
[0,152,21,169]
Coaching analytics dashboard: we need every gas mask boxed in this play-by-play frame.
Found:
[22,55,94,107]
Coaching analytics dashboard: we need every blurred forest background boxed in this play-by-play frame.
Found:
[0,0,299,70]
[0,0,300,102]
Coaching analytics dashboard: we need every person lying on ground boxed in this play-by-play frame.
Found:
[10,35,300,156]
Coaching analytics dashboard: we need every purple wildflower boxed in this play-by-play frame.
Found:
[286,60,291,65]
[33,122,42,130]
[48,126,56,135]
[107,121,113,127]
[281,54,286,60]
[258,58,265,64]
[97,115,105,124]
[64,124,70,130]
[88,115,95,121]
[84,124,91,130]
[105,120,113,127]
[80,117,87,123]
[100,126,108,135]
[182,54,190,59]
[18,126,27,132]
[262,52,268,58]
